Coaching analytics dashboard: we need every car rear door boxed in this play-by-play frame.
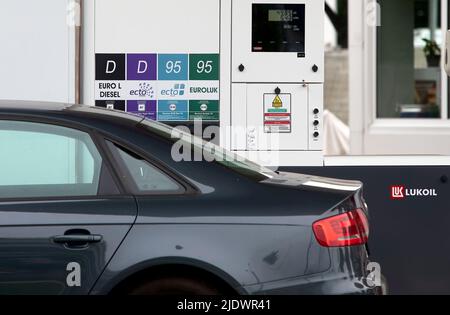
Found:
[0,119,137,295]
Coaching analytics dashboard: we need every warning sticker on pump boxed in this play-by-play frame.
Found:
[264,94,292,133]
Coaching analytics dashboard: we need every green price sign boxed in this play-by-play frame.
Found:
[189,54,220,81]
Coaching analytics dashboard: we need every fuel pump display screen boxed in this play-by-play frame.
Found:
[252,4,305,54]
[268,10,293,22]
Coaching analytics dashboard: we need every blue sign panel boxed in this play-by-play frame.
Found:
[157,54,188,81]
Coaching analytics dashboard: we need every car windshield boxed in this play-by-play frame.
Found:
[138,119,276,180]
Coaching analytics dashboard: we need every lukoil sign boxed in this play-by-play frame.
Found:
[391,186,438,200]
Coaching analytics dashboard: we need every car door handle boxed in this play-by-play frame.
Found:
[53,235,103,244]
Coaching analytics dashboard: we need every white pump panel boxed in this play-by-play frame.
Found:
[229,0,324,166]
[246,84,309,151]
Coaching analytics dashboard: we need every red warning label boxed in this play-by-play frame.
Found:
[264,94,292,133]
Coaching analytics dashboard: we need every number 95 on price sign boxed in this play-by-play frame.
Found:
[189,54,219,81]
[158,54,189,80]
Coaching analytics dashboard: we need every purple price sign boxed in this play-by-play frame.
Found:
[127,54,157,81]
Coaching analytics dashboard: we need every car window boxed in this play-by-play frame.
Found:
[0,120,102,199]
[106,141,182,193]
[138,119,276,181]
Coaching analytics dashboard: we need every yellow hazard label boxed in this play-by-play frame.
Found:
[272,95,283,108]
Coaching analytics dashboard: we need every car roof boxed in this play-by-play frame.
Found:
[0,99,145,124]
[0,100,71,112]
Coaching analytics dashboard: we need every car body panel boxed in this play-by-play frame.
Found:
[0,101,381,295]
[91,223,331,294]
[0,197,137,295]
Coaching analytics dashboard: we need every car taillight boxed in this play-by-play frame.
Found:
[312,209,369,247]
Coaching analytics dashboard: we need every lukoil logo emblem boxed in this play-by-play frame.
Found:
[391,186,405,199]
[391,185,438,199]
[161,84,185,97]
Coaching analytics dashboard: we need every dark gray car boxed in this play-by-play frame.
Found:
[0,101,382,295]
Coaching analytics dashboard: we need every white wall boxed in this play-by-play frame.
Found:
[0,0,75,103]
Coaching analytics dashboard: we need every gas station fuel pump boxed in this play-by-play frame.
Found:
[84,0,324,167]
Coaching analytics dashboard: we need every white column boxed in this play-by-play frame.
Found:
[348,0,365,154]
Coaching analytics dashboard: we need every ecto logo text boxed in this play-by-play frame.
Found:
[160,84,185,97]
